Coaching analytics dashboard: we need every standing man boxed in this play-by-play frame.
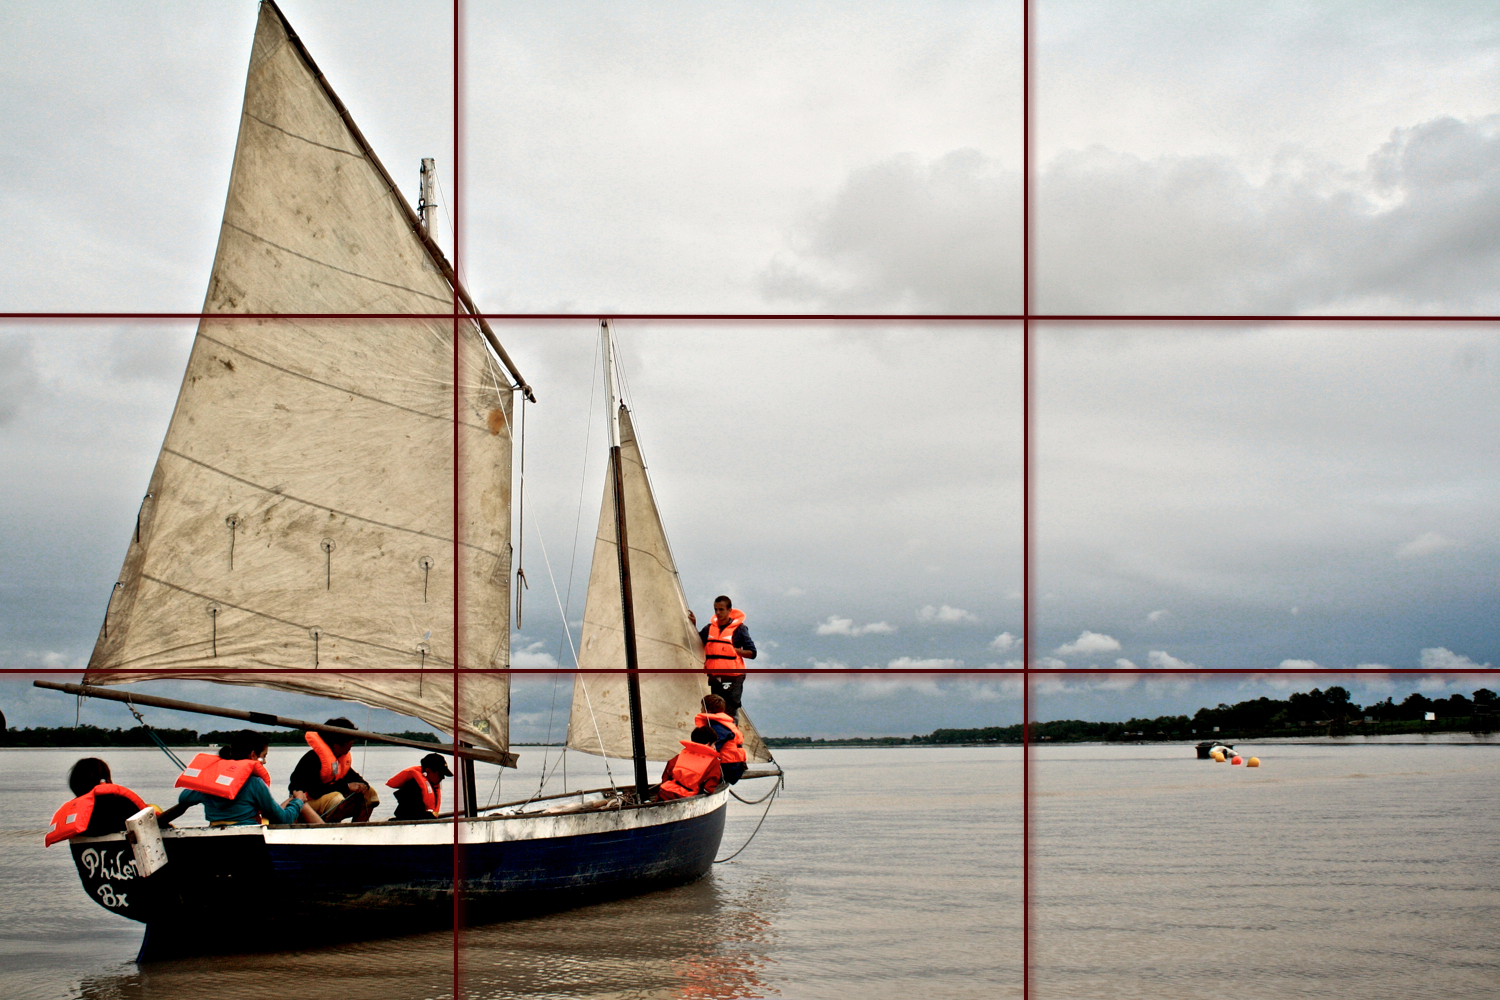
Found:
[687,595,756,719]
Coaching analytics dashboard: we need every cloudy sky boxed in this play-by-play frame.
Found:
[1,1,1496,738]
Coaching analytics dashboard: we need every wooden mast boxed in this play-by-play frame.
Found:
[602,320,651,800]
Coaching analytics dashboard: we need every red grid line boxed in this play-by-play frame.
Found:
[4,4,1496,997]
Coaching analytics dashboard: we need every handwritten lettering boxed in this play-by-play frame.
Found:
[96,884,129,909]
[80,848,137,882]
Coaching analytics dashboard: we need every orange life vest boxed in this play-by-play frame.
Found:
[704,610,747,677]
[305,731,352,784]
[693,711,747,764]
[658,742,721,800]
[385,765,441,814]
[45,784,149,847]
[174,753,272,800]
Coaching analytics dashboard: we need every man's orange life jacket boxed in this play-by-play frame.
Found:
[45,784,149,847]
[174,753,273,800]
[704,610,747,677]
[658,742,722,800]
[305,731,352,784]
[693,711,747,764]
[385,766,441,814]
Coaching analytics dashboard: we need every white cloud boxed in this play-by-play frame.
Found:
[1146,609,1170,622]
[988,632,1018,652]
[1419,647,1492,670]
[1114,658,1137,669]
[1035,656,1068,669]
[1054,631,1122,656]
[1278,658,1321,669]
[917,604,977,623]
[1415,675,1452,694]
[511,641,559,669]
[886,657,962,670]
[1396,532,1463,559]
[1147,650,1201,670]
[815,615,896,636]
[1354,663,1392,670]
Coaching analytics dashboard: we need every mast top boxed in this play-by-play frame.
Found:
[601,319,624,449]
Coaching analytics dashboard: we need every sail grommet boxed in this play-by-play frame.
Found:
[225,514,240,569]
[320,538,336,590]
[418,556,433,603]
[207,604,221,657]
[309,626,323,667]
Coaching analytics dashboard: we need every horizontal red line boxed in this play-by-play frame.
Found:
[0,312,1021,322]
[4,312,1499,323]
[5,666,1491,676]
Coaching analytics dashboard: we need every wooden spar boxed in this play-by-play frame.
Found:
[262,0,534,403]
[602,321,651,800]
[32,680,519,768]
[612,443,650,800]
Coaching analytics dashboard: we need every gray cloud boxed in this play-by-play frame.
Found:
[0,334,38,425]
[759,150,1020,313]
[1036,115,1500,314]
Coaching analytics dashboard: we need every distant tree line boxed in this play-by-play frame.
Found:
[762,687,1497,746]
[0,725,441,748]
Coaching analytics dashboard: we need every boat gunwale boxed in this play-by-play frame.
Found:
[62,787,729,846]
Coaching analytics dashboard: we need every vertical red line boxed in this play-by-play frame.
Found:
[452,1,464,997]
[1021,2,1033,998]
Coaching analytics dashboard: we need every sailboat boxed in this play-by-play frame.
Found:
[37,0,775,960]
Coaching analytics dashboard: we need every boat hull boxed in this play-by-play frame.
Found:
[67,790,728,958]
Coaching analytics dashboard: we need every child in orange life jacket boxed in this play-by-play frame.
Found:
[44,758,152,845]
[698,694,748,785]
[160,731,318,827]
[656,727,723,801]
[286,718,379,823]
[387,753,452,820]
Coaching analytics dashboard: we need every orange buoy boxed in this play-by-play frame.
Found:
[1230,755,1243,765]
[1211,750,1225,761]
[1246,757,1260,767]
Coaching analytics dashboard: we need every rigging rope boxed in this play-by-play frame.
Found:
[714,775,783,864]
[123,697,188,772]
[534,518,617,791]
[534,337,601,798]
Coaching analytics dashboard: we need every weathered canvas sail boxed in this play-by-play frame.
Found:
[567,406,771,764]
[85,2,513,756]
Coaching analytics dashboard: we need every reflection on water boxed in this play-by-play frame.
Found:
[459,873,783,1000]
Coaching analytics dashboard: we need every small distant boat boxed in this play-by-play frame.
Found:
[1195,740,1235,759]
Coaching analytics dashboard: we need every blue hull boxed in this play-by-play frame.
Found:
[71,791,729,960]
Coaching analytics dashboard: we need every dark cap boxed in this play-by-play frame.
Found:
[421,752,453,777]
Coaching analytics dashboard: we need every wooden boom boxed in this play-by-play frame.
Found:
[31,680,518,768]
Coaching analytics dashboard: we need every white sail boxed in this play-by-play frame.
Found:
[566,406,772,764]
[85,2,514,757]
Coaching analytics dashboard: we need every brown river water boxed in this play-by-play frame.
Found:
[2,738,1495,998]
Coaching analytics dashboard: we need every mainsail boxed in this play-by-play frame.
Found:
[85,2,514,757]
[566,405,771,764]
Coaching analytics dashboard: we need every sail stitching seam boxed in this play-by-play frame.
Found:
[161,447,505,558]
[242,111,363,159]
[137,573,457,665]
[221,222,451,305]
[195,331,494,432]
